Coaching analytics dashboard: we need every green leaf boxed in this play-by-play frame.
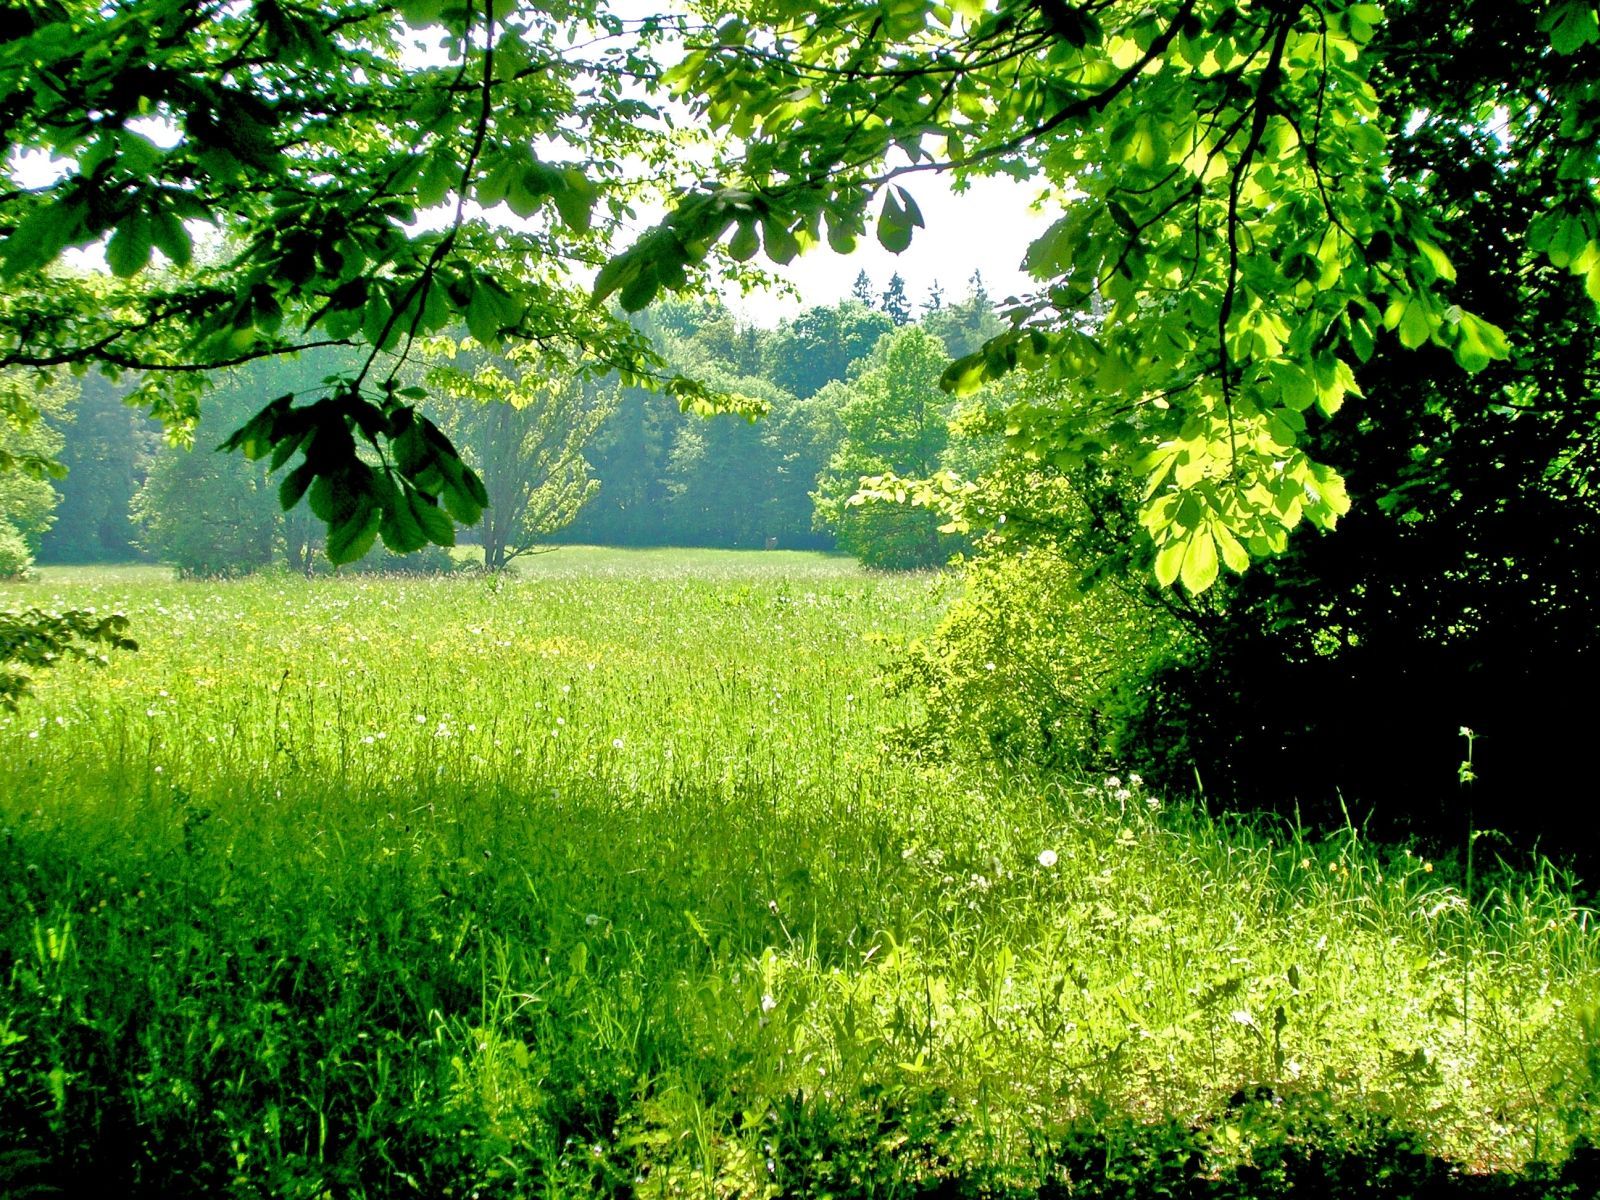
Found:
[278,462,315,510]
[940,354,989,396]
[1180,529,1219,594]
[307,472,335,522]
[1,199,83,278]
[465,280,508,345]
[762,215,800,265]
[877,189,914,254]
[1215,523,1250,574]
[552,168,595,233]
[727,219,759,262]
[592,254,639,305]
[1452,311,1509,373]
[413,492,457,545]
[106,211,154,278]
[617,265,659,312]
[398,0,445,27]
[1154,538,1185,588]
[379,489,427,553]
[1413,237,1455,284]
[1391,295,1434,350]
[150,204,193,268]
[327,502,381,564]
[1546,1,1600,53]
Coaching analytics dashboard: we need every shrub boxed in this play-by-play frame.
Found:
[0,518,33,580]
[892,543,1188,769]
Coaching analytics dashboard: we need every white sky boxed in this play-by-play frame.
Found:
[715,174,1055,327]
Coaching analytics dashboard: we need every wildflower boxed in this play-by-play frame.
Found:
[761,994,777,1012]
[1038,849,1058,868]
[612,737,624,750]
[584,913,604,927]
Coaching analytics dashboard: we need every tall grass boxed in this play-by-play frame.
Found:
[1,550,1596,1197]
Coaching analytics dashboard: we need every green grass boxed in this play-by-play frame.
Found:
[2,550,1597,1197]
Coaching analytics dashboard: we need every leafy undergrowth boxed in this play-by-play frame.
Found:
[2,554,1596,1197]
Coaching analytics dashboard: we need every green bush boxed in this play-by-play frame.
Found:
[0,517,33,580]
[893,543,1187,768]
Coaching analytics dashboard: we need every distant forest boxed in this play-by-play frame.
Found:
[25,271,1003,573]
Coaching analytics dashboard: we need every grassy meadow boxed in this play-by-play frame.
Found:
[2,549,1598,1197]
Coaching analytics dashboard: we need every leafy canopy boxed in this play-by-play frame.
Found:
[606,0,1600,591]
[0,0,720,565]
[425,339,615,570]
[3,0,1598,587]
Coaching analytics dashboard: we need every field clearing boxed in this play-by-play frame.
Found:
[3,550,1597,1197]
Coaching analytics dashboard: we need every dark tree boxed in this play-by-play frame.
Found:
[851,269,876,308]
[880,273,913,326]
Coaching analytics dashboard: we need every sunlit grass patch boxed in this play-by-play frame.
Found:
[1,553,1595,1197]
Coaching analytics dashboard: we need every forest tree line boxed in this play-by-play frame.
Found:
[2,271,1001,577]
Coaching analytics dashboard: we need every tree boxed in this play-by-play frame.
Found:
[603,0,1599,596]
[560,382,679,547]
[132,385,284,578]
[0,0,724,567]
[4,0,1597,599]
[1101,0,1600,848]
[880,273,913,326]
[813,327,963,569]
[663,378,793,547]
[875,0,1600,851]
[965,270,989,312]
[924,290,1007,360]
[851,269,876,308]
[426,342,614,570]
[924,280,945,315]
[0,371,72,577]
[0,366,135,701]
[38,373,159,564]
[762,302,893,399]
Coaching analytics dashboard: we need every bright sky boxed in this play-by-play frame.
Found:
[716,174,1056,327]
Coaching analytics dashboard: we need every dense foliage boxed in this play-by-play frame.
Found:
[0,370,72,577]
[615,0,1597,596]
[36,373,158,565]
[1110,0,1600,849]
[813,326,968,568]
[0,0,721,565]
[25,285,992,572]
[888,0,1600,855]
[8,0,1593,589]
